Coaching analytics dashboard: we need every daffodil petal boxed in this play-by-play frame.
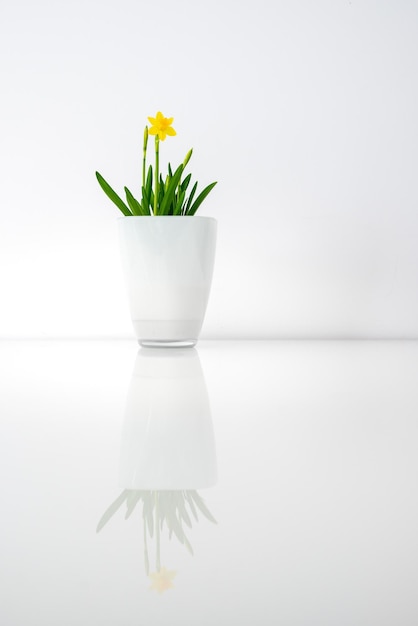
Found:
[147,112,175,140]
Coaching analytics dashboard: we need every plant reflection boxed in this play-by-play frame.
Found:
[96,348,217,588]
[97,489,216,578]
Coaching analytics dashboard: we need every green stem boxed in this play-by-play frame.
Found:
[142,126,148,190]
[153,136,159,215]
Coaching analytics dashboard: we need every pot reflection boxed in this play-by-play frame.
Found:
[120,348,217,489]
[97,348,217,586]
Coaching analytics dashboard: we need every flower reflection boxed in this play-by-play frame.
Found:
[149,567,176,594]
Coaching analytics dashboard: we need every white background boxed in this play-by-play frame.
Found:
[1,0,418,338]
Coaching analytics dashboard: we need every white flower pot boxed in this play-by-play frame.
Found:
[118,216,217,347]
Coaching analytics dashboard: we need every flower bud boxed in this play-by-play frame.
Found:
[182,148,193,168]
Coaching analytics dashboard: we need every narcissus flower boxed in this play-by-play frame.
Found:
[149,567,176,594]
[148,111,176,141]
[96,109,217,217]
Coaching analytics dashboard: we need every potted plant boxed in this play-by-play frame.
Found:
[96,111,217,347]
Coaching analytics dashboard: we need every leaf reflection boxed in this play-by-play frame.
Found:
[97,489,217,575]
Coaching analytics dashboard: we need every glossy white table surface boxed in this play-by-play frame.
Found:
[1,339,417,626]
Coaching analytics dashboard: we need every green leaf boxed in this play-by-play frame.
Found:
[155,174,165,215]
[187,181,217,216]
[157,176,165,214]
[146,165,153,198]
[96,172,132,216]
[124,187,143,215]
[180,173,192,193]
[141,186,151,215]
[149,189,155,212]
[159,164,184,215]
[164,173,171,191]
[184,181,198,214]
[174,189,186,215]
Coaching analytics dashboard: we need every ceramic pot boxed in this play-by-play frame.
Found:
[118,216,217,347]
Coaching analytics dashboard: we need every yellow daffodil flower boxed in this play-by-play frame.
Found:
[148,111,177,141]
[149,567,177,593]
